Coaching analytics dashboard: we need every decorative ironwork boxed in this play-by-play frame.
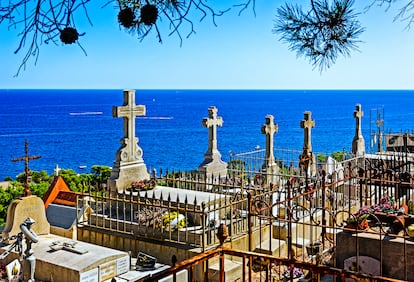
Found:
[11,139,41,197]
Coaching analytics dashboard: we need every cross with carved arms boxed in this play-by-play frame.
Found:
[113,90,146,140]
[112,90,146,162]
[12,139,41,197]
[202,106,223,158]
[261,115,278,163]
[300,111,315,154]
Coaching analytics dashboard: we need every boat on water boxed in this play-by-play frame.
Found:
[79,165,87,169]
[69,112,103,116]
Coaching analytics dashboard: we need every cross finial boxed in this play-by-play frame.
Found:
[300,111,315,153]
[11,139,41,197]
[202,106,223,160]
[261,115,278,164]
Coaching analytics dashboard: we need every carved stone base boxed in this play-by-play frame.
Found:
[108,162,149,194]
[198,159,228,180]
[262,163,281,187]
[352,137,365,156]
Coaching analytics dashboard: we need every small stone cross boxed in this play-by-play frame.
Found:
[261,115,278,164]
[54,164,61,176]
[112,90,146,162]
[300,111,315,153]
[11,139,41,197]
[354,104,363,138]
[202,106,223,159]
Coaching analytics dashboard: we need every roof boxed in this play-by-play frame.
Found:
[45,203,78,229]
[43,176,81,208]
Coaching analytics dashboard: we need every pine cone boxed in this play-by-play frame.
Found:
[60,27,79,44]
[140,4,158,26]
[118,7,135,28]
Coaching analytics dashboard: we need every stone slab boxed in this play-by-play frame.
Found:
[0,234,130,282]
[132,186,228,207]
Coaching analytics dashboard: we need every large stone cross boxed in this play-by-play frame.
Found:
[300,111,315,153]
[261,115,278,165]
[108,90,149,194]
[112,89,146,162]
[300,111,316,176]
[202,106,223,160]
[198,106,227,179]
[354,104,363,138]
[352,104,365,156]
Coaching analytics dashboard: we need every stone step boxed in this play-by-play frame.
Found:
[255,238,287,257]
[109,267,187,282]
[208,259,243,282]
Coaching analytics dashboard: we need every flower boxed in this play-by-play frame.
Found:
[283,266,303,279]
[131,179,156,191]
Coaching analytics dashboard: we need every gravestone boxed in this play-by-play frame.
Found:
[198,106,227,179]
[261,115,280,186]
[352,103,365,156]
[108,89,150,194]
[2,195,50,239]
[300,111,317,176]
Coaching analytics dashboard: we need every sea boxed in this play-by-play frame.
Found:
[0,89,413,180]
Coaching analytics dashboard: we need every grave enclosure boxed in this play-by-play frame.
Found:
[2,90,414,282]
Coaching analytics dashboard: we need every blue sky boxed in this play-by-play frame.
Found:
[1,1,413,89]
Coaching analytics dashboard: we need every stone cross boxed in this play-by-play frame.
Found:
[300,112,316,176]
[12,139,41,197]
[261,115,278,165]
[54,164,60,176]
[108,90,149,195]
[354,104,363,138]
[352,104,365,156]
[300,111,315,153]
[198,106,227,180]
[112,89,146,162]
[202,106,223,161]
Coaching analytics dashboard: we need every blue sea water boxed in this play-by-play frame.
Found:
[0,89,413,180]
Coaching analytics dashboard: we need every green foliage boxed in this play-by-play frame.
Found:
[59,169,89,192]
[0,182,24,224]
[317,153,328,163]
[274,0,364,71]
[91,165,112,190]
[331,151,346,162]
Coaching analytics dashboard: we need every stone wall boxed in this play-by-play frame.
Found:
[336,231,414,281]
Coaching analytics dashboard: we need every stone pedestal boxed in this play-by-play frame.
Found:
[2,196,50,239]
[108,161,149,194]
[198,159,228,180]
